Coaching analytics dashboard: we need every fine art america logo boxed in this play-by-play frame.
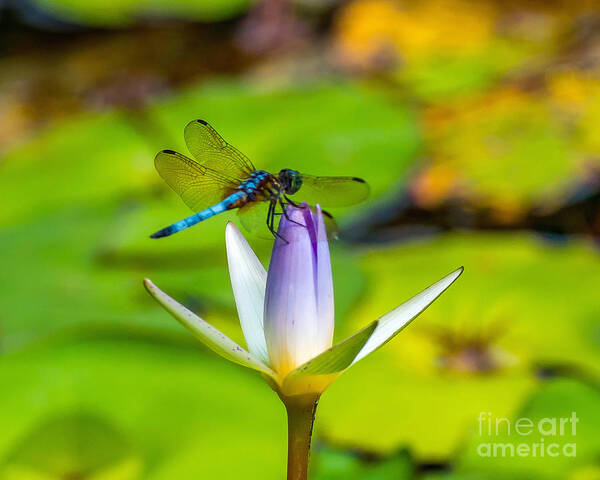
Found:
[477,412,578,458]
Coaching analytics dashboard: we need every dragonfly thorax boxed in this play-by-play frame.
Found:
[278,169,302,195]
[237,170,280,201]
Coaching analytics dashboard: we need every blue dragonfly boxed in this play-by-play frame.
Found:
[150,120,369,239]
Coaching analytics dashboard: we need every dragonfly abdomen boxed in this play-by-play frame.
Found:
[150,191,247,239]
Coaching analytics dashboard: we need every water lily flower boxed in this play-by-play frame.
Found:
[144,204,462,480]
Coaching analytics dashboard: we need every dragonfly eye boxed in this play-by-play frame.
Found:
[279,169,302,195]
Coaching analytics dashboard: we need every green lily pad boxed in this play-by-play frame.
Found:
[0,112,153,227]
[317,233,600,458]
[423,473,528,480]
[319,359,536,459]
[0,80,419,345]
[1,413,142,480]
[311,446,413,480]
[0,80,420,244]
[111,80,421,275]
[350,233,600,376]
[400,39,536,103]
[457,378,600,479]
[148,81,421,201]
[0,341,286,479]
[426,90,585,205]
[0,204,193,347]
[0,79,420,347]
[31,0,254,26]
[0,196,365,352]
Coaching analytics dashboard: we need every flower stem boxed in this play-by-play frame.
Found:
[282,393,320,480]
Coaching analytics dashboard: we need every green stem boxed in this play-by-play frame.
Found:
[282,393,320,480]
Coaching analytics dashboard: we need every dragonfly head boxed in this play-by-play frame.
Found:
[278,169,303,195]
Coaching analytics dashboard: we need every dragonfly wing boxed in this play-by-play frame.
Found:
[154,149,238,212]
[291,174,370,207]
[322,209,340,240]
[184,120,256,179]
[238,200,274,239]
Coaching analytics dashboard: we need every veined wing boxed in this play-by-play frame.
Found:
[184,120,256,179]
[154,149,238,212]
[238,201,274,239]
[292,174,370,207]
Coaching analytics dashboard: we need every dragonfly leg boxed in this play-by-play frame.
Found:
[267,201,275,231]
[266,200,274,231]
[267,200,288,243]
[283,195,303,208]
[279,197,305,227]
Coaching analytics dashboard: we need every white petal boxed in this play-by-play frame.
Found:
[351,267,464,365]
[225,222,270,364]
[144,279,275,378]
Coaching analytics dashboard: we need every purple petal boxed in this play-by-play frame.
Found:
[263,204,334,376]
[314,205,334,348]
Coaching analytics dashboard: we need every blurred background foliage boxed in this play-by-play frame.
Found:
[1,0,599,478]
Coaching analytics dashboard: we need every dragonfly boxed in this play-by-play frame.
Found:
[150,120,369,239]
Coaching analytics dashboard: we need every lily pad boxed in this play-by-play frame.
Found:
[317,233,600,458]
[423,473,528,480]
[1,413,142,480]
[0,112,154,227]
[457,378,600,479]
[0,341,286,479]
[2,79,422,347]
[31,0,254,26]
[425,88,588,206]
[111,81,421,270]
[311,446,413,480]
[148,81,421,199]
[0,198,365,352]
